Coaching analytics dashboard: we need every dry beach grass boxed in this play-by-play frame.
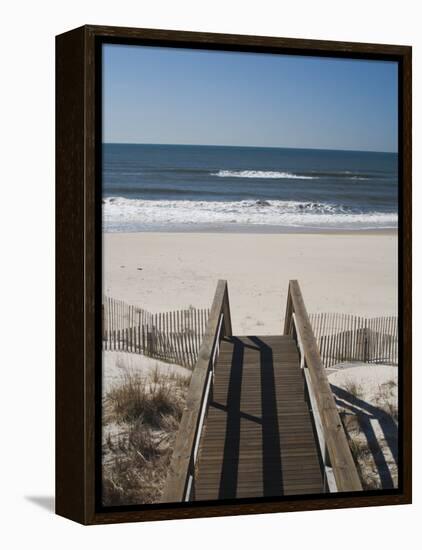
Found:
[102,358,191,505]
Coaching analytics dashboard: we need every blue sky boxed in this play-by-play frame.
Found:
[103,44,398,152]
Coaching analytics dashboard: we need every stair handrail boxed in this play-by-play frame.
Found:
[161,280,232,502]
[284,280,362,492]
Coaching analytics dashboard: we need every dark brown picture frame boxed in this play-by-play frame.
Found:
[56,24,412,525]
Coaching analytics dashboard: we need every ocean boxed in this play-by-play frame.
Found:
[102,144,398,233]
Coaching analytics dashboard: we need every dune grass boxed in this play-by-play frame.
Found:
[337,376,398,490]
[102,363,190,506]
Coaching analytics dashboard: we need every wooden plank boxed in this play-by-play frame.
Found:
[343,314,348,361]
[331,312,341,365]
[337,313,342,362]
[335,312,341,365]
[335,313,341,363]
[171,311,178,364]
[355,316,361,361]
[195,308,200,358]
[171,311,177,364]
[319,312,328,367]
[167,313,173,361]
[193,309,198,364]
[163,313,167,359]
[114,299,117,332]
[374,317,379,362]
[394,316,398,363]
[176,311,182,365]
[325,312,332,367]
[390,317,395,364]
[176,311,184,366]
[112,298,115,334]
[185,310,191,367]
[344,314,350,361]
[348,314,353,361]
[326,313,333,367]
[199,309,203,343]
[190,309,196,366]
[159,313,163,357]
[168,313,172,361]
[190,309,195,360]
[188,309,195,368]
[180,313,186,366]
[315,313,322,354]
[385,317,389,362]
[351,315,356,361]
[192,309,197,363]
[177,312,182,365]
[171,312,176,363]
[111,298,113,334]
[165,312,171,361]
[375,317,379,362]
[371,317,376,362]
[109,298,112,334]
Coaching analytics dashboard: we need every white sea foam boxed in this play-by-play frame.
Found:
[213,170,316,179]
[102,197,398,232]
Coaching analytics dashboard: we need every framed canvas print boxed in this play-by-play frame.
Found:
[56,25,412,525]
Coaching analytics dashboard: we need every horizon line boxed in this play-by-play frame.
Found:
[102,141,398,154]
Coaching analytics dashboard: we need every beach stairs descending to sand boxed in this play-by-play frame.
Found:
[162,280,363,503]
[194,335,324,499]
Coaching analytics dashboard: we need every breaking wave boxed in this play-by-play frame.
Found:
[213,170,315,179]
[102,197,398,232]
[212,169,376,180]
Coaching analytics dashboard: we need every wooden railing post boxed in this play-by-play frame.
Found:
[283,284,293,335]
[222,283,232,337]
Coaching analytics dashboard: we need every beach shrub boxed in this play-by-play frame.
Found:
[102,363,190,505]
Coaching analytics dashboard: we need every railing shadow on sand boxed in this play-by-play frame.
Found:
[331,383,398,489]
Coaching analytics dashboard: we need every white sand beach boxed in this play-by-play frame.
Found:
[103,231,398,335]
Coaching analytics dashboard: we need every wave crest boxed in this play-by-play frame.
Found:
[213,170,315,179]
[102,197,397,232]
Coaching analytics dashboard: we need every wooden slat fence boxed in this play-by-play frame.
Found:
[102,296,210,368]
[309,313,398,368]
[102,295,153,333]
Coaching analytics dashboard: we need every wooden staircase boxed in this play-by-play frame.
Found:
[162,280,362,503]
[194,335,324,500]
